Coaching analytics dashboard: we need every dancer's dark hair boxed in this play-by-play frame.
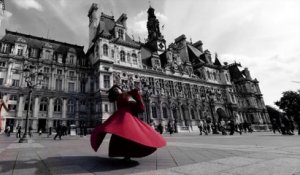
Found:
[107,85,123,102]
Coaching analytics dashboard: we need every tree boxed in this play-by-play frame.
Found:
[275,90,300,123]
[266,105,282,122]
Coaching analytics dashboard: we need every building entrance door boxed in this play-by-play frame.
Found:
[38,119,46,133]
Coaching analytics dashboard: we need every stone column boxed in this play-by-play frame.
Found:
[17,95,24,117]
[33,96,39,118]
[62,98,67,125]
[75,98,79,124]
[5,61,13,86]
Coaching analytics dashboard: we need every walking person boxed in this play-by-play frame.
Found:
[90,85,166,160]
[54,124,62,140]
[6,125,11,137]
[167,121,174,136]
[198,120,203,135]
[16,125,22,138]
[48,127,52,138]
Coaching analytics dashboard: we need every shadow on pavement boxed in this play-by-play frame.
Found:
[0,156,140,174]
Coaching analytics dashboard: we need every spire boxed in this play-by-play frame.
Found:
[146,6,161,41]
[214,53,222,66]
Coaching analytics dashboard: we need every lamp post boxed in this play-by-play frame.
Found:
[19,64,44,143]
[142,82,152,124]
[202,90,219,134]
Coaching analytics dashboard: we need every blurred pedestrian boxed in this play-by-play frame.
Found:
[54,124,62,140]
[16,125,21,138]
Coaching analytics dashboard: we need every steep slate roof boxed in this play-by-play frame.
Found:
[214,57,222,66]
[1,30,85,57]
[96,13,141,49]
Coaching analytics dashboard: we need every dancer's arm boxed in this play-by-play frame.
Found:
[0,99,9,111]
[128,89,145,113]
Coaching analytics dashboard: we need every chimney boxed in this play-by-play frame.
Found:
[192,40,203,52]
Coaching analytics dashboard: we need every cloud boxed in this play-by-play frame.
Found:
[11,0,43,11]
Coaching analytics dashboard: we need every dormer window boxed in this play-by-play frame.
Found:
[0,43,9,53]
[120,50,125,62]
[118,29,124,39]
[57,54,63,63]
[44,50,51,60]
[103,44,108,56]
[69,55,74,64]
[30,48,38,58]
[17,46,24,56]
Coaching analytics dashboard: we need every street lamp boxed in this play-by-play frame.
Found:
[142,82,152,124]
[19,64,44,143]
[201,90,219,134]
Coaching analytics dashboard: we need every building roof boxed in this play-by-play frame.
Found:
[228,63,244,81]
[1,30,85,57]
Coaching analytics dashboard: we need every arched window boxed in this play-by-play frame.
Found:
[67,99,75,113]
[191,109,196,119]
[120,51,125,62]
[54,98,62,112]
[162,104,168,118]
[151,103,157,118]
[132,53,137,65]
[103,44,108,56]
[39,97,48,112]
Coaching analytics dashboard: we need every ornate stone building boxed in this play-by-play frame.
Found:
[0,30,90,132]
[0,3,270,133]
[86,4,270,132]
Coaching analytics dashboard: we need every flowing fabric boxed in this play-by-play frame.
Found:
[90,89,166,158]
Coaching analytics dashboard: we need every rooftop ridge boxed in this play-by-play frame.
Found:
[5,29,84,49]
[101,12,114,20]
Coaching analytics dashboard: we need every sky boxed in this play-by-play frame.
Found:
[1,0,300,107]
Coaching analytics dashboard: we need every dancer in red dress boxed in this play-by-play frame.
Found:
[90,85,166,159]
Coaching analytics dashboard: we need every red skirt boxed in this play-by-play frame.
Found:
[90,109,166,158]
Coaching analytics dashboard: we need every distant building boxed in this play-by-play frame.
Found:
[0,3,270,133]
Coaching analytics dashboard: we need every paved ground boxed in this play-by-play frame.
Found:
[0,131,300,175]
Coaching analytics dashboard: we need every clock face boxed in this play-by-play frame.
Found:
[158,42,164,50]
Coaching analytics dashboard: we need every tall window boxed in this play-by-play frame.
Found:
[80,81,86,93]
[118,29,124,39]
[127,53,130,62]
[24,97,33,111]
[120,51,125,62]
[9,95,18,101]
[162,105,168,118]
[17,46,24,56]
[0,43,9,53]
[67,100,75,113]
[30,48,38,58]
[69,71,74,77]
[69,55,74,64]
[80,100,86,111]
[103,44,108,56]
[169,81,175,97]
[111,50,114,59]
[12,79,19,87]
[68,82,75,92]
[0,61,5,67]
[40,98,48,111]
[213,72,216,80]
[104,104,109,112]
[45,50,51,59]
[54,98,62,112]
[42,77,49,89]
[151,105,157,118]
[207,71,210,79]
[44,67,50,73]
[0,78,4,85]
[57,69,62,75]
[55,79,62,91]
[104,75,110,88]
[132,53,137,65]
[191,109,196,119]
